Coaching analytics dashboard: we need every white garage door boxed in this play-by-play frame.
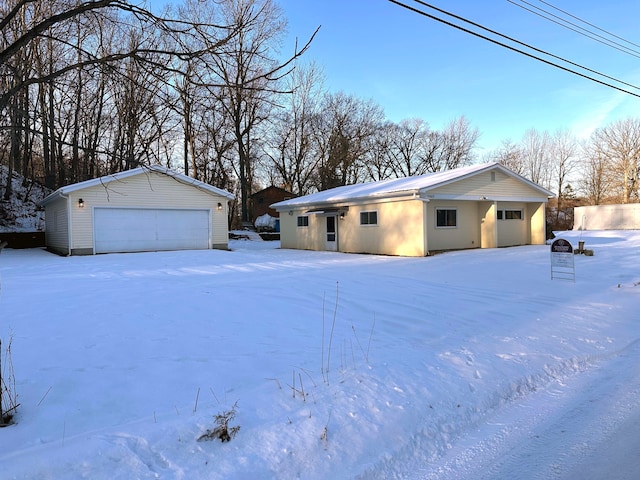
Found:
[94,208,210,254]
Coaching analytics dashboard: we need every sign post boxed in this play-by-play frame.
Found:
[550,238,575,281]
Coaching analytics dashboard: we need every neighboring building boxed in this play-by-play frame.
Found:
[40,165,234,255]
[272,162,554,257]
[250,186,295,219]
[574,203,640,230]
[250,186,295,231]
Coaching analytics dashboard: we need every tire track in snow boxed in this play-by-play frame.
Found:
[403,338,640,480]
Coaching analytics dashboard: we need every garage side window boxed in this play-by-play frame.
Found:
[297,216,309,227]
[436,208,457,228]
[360,211,378,226]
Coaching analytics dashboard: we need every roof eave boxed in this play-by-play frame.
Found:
[272,190,418,211]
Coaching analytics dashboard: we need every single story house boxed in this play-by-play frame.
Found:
[271,162,554,257]
[40,165,234,255]
[574,203,640,230]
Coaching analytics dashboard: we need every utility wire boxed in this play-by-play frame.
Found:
[507,0,640,60]
[408,0,640,90]
[409,0,640,89]
[537,0,640,50]
[387,0,640,98]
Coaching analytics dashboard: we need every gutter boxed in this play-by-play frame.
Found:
[274,191,423,212]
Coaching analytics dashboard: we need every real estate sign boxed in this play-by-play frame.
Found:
[550,238,575,281]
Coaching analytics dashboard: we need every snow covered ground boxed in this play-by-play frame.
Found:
[0,230,639,479]
[0,165,49,233]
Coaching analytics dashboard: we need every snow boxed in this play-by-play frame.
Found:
[0,230,639,479]
[271,162,551,209]
[0,165,49,233]
[254,214,277,230]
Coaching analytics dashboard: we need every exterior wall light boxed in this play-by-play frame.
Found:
[288,210,293,216]
[78,198,85,208]
[217,202,223,211]
[339,212,345,219]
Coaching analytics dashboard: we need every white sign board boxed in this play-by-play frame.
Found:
[550,238,575,281]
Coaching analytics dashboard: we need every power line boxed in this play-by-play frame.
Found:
[507,0,640,60]
[537,0,640,50]
[409,0,640,87]
[387,0,640,98]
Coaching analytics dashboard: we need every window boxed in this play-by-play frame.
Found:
[297,216,309,227]
[505,209,522,220]
[436,208,457,228]
[498,209,522,220]
[360,211,378,225]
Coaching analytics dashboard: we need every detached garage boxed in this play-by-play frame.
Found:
[40,165,234,255]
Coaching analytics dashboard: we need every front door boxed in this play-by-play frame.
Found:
[325,215,337,251]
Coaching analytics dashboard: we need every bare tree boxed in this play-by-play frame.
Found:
[209,0,317,221]
[437,115,479,171]
[363,121,395,182]
[520,128,552,189]
[490,139,525,174]
[588,118,640,203]
[386,118,435,178]
[0,0,246,191]
[312,91,384,190]
[580,135,612,205]
[264,61,324,195]
[549,129,578,223]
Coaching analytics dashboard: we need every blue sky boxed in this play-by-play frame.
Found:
[276,0,640,154]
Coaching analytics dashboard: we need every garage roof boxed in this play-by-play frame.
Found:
[40,165,235,206]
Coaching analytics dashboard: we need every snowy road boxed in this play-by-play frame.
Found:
[413,339,640,480]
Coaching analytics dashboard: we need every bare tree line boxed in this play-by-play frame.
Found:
[490,118,640,215]
[1,0,637,227]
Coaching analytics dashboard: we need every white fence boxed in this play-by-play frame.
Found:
[574,204,640,230]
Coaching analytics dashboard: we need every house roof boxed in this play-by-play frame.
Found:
[250,185,295,198]
[271,162,554,210]
[40,165,235,206]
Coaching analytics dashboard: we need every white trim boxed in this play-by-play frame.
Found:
[65,193,72,256]
[423,193,550,202]
[435,207,458,229]
[497,208,524,221]
[359,210,379,226]
[92,206,212,254]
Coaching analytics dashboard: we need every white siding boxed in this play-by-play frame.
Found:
[44,197,69,254]
[426,200,480,251]
[429,170,546,199]
[496,202,527,247]
[279,210,324,251]
[68,170,229,253]
[339,200,425,256]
